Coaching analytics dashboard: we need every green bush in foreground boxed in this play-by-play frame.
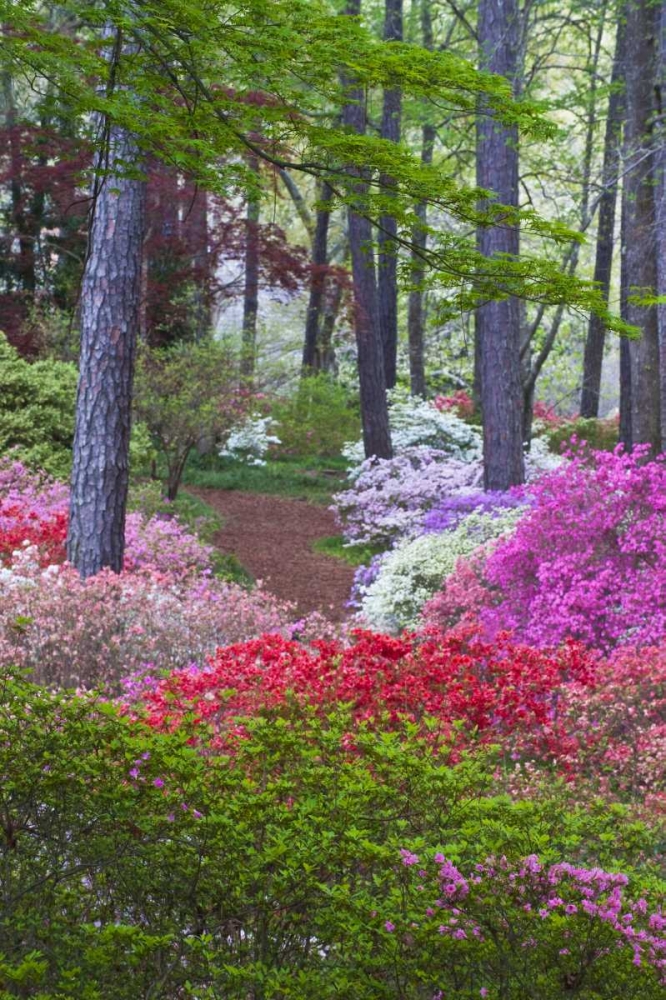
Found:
[0,668,664,999]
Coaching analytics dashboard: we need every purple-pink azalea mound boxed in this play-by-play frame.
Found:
[426,445,666,652]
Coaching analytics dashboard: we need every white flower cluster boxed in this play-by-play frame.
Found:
[342,389,482,471]
[220,414,281,466]
[356,507,523,633]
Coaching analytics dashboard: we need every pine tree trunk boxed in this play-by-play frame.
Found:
[623,0,660,452]
[476,0,524,490]
[302,180,332,372]
[377,0,402,389]
[619,187,633,450]
[342,0,392,460]
[580,21,625,418]
[407,0,434,398]
[67,108,146,577]
[240,155,260,379]
[656,0,666,449]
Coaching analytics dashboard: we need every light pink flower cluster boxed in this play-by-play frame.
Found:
[0,545,292,690]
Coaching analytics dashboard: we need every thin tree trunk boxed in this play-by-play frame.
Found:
[580,20,626,418]
[240,154,260,379]
[407,0,434,398]
[342,0,392,459]
[623,0,660,452]
[378,0,402,389]
[318,277,343,372]
[476,0,524,489]
[187,184,211,341]
[302,180,332,372]
[67,29,147,577]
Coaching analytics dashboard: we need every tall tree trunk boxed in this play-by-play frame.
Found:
[623,0,660,452]
[476,0,524,489]
[67,31,147,577]
[407,0,434,398]
[580,20,626,418]
[240,154,260,379]
[342,0,392,459]
[302,180,332,372]
[619,185,633,449]
[657,0,666,449]
[377,0,402,389]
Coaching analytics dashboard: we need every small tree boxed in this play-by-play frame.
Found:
[133,341,249,500]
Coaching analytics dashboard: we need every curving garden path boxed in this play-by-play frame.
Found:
[191,489,355,621]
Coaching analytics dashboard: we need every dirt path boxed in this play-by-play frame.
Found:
[191,489,355,621]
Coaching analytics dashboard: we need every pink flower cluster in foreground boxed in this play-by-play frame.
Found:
[386,850,666,992]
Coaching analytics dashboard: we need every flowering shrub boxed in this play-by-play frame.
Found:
[0,546,292,689]
[0,457,220,580]
[423,489,525,534]
[342,388,482,468]
[434,388,476,421]
[386,849,666,995]
[135,626,596,754]
[476,446,666,651]
[5,666,662,999]
[541,645,666,808]
[220,412,281,466]
[356,507,523,632]
[334,447,483,547]
[335,438,559,551]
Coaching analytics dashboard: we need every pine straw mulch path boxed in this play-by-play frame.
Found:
[191,489,355,622]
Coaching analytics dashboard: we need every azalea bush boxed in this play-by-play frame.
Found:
[220,412,281,465]
[442,446,666,652]
[4,664,663,999]
[355,507,523,632]
[342,388,482,469]
[0,546,291,690]
[134,626,596,756]
[387,849,666,997]
[0,460,295,688]
[334,447,483,548]
[334,439,558,550]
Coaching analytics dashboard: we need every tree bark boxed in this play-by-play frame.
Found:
[476,0,524,489]
[623,0,660,452]
[656,0,666,449]
[407,0,434,398]
[377,0,402,389]
[342,0,392,459]
[240,154,260,379]
[67,37,147,577]
[302,180,332,372]
[580,20,626,418]
[619,182,633,450]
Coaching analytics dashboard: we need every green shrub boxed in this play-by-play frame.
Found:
[1,667,664,999]
[271,375,361,457]
[546,415,619,455]
[0,332,77,478]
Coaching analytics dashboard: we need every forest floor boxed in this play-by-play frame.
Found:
[191,488,355,621]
